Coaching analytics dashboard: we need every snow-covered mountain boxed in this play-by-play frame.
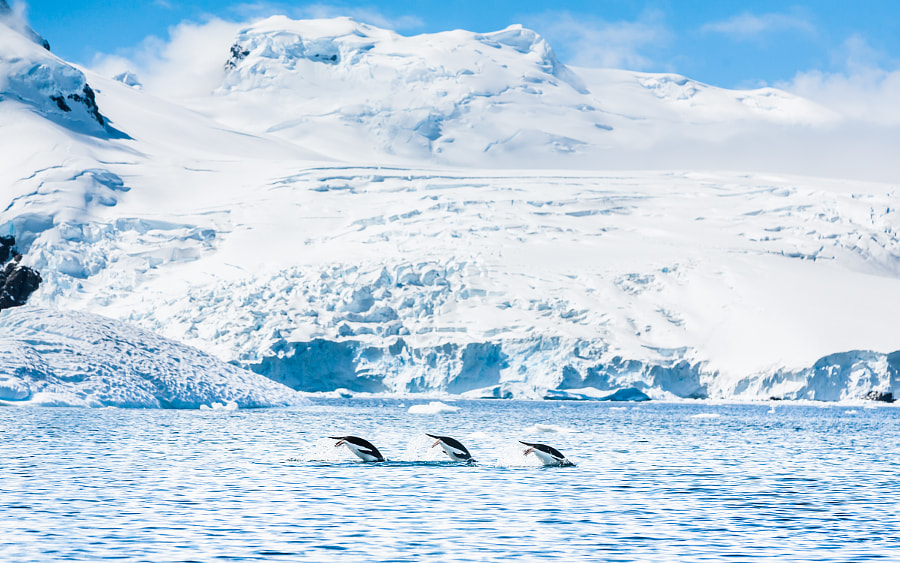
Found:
[1,13,899,406]
[193,16,839,170]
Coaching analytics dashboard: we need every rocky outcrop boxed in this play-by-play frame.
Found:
[864,390,894,403]
[224,42,250,72]
[49,84,105,126]
[0,236,42,311]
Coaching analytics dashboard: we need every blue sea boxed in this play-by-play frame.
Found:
[2,399,898,561]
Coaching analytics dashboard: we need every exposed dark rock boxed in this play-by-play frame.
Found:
[0,235,12,263]
[225,43,250,71]
[50,85,105,125]
[50,94,71,112]
[0,255,42,311]
[864,390,894,403]
[70,85,105,126]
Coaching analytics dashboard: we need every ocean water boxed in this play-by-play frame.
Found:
[1,399,898,562]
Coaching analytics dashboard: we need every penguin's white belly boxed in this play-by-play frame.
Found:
[439,444,470,462]
[346,443,381,462]
[533,449,562,466]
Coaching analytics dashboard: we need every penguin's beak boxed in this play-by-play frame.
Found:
[523,447,534,456]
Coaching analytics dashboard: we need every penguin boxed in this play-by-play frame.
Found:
[426,433,475,463]
[330,436,385,462]
[519,441,575,467]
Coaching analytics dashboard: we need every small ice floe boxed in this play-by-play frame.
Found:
[200,400,238,411]
[522,423,577,434]
[543,387,650,402]
[690,413,720,419]
[846,409,858,415]
[316,388,354,399]
[408,401,460,414]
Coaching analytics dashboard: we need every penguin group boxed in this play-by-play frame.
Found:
[329,434,575,466]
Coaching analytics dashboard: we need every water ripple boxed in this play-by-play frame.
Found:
[1,401,898,561]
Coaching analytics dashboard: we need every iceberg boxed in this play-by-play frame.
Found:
[408,401,460,414]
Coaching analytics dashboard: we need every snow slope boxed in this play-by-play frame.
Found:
[2,14,899,404]
[0,306,304,408]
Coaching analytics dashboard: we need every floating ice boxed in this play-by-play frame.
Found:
[200,401,239,411]
[408,401,460,415]
[523,423,578,434]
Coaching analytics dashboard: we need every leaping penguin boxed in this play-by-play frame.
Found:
[330,436,385,462]
[520,441,575,467]
[426,433,475,463]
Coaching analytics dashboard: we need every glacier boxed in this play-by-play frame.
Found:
[1,13,899,406]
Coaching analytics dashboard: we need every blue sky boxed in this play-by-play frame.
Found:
[14,0,900,89]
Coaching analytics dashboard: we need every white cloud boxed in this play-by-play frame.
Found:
[91,18,242,100]
[229,2,423,32]
[782,34,900,125]
[293,4,423,31]
[522,10,668,70]
[787,68,900,125]
[702,11,814,40]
